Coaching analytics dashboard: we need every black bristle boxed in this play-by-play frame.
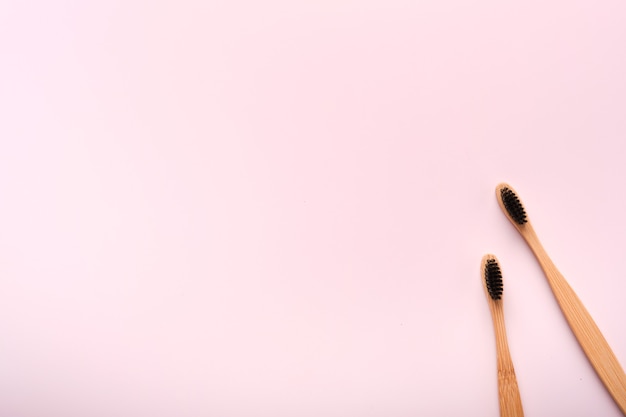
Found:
[485,259,503,300]
[501,187,527,225]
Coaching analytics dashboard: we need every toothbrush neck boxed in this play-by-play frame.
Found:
[521,224,557,271]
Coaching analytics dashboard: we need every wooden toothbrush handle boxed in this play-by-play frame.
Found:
[492,305,524,417]
[497,367,524,417]
[540,261,626,414]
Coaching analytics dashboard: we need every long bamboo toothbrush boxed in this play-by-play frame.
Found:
[496,182,626,414]
[482,254,524,417]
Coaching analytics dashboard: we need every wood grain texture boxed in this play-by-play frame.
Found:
[496,183,626,415]
[482,254,525,417]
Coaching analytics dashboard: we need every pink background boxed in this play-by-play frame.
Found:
[1,1,626,416]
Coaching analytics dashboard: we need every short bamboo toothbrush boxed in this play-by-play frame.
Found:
[496,182,626,414]
[482,254,524,417]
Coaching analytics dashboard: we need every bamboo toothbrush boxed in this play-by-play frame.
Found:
[482,254,524,417]
[496,182,626,414]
